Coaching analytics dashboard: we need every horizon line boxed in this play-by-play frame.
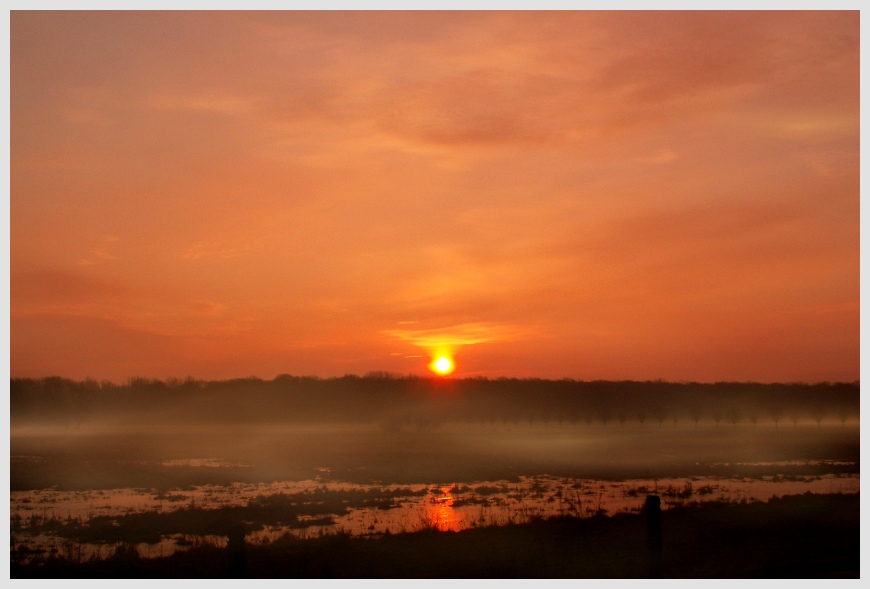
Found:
[9,373,861,387]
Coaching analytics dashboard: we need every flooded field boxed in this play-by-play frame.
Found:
[11,471,859,563]
[10,422,860,566]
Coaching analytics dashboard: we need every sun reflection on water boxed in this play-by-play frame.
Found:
[10,472,860,564]
[424,486,460,532]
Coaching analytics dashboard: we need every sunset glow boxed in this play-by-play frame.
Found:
[9,11,859,384]
[8,11,861,579]
[431,356,455,376]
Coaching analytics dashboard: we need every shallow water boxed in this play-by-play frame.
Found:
[10,423,860,564]
[10,469,859,563]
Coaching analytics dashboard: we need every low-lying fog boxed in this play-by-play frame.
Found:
[10,376,859,565]
[11,420,859,490]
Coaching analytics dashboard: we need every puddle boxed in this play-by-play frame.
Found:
[10,471,859,564]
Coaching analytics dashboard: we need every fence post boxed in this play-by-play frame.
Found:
[644,495,664,578]
[227,524,248,578]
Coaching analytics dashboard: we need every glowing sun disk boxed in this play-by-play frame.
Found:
[431,356,455,375]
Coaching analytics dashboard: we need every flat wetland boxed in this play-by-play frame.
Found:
[10,420,860,578]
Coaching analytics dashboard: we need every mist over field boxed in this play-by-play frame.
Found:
[10,375,860,578]
[11,374,859,487]
[11,374,859,429]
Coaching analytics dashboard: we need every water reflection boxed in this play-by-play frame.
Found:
[10,471,859,565]
[424,486,459,532]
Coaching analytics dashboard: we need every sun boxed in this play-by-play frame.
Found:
[429,355,455,376]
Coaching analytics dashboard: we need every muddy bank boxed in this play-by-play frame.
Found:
[12,492,859,579]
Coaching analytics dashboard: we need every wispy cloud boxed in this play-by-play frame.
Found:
[90,248,115,260]
[76,235,120,266]
[144,92,254,115]
[383,322,534,350]
[182,240,252,260]
[189,300,227,316]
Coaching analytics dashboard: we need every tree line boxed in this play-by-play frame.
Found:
[9,374,859,430]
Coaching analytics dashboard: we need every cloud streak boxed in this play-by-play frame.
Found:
[384,322,536,351]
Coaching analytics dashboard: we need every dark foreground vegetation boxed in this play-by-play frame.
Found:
[11,374,859,430]
[12,493,858,578]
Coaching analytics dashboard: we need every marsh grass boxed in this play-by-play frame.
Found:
[11,493,859,578]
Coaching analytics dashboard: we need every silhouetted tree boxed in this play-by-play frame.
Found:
[689,406,702,428]
[726,407,741,429]
[748,410,759,427]
[9,376,859,434]
[813,406,825,429]
[838,407,850,427]
[770,406,784,428]
[652,406,667,428]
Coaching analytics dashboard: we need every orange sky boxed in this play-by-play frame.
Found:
[9,10,860,383]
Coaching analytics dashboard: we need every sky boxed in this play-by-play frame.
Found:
[9,10,860,384]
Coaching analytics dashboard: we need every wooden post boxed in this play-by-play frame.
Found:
[644,495,664,578]
[227,524,247,578]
